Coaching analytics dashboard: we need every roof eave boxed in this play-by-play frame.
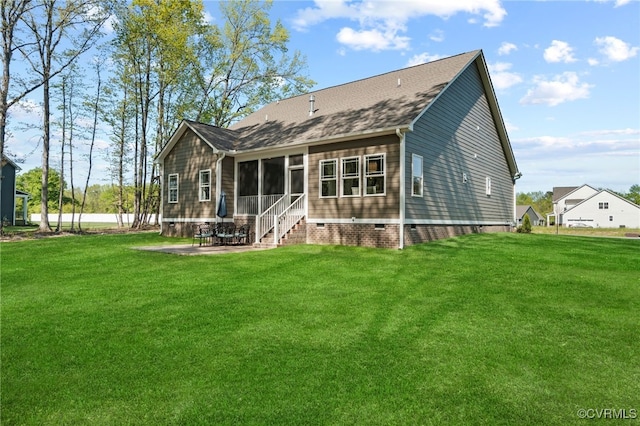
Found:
[234,125,411,155]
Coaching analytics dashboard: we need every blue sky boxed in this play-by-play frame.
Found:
[8,0,640,195]
[221,0,640,194]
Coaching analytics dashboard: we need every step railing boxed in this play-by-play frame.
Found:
[275,194,306,244]
[256,194,290,243]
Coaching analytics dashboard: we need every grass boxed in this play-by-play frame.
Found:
[1,233,639,425]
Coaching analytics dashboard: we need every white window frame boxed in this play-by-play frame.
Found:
[341,156,360,197]
[168,173,179,204]
[199,169,211,202]
[485,177,492,196]
[319,159,338,198]
[412,154,423,197]
[364,154,385,196]
[599,202,609,210]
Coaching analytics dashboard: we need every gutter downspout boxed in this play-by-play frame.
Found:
[216,152,226,221]
[157,162,163,235]
[397,128,406,249]
[512,172,522,229]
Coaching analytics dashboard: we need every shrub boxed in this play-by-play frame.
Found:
[517,214,532,233]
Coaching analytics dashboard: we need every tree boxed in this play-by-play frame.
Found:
[19,0,109,232]
[518,213,532,233]
[624,184,640,205]
[194,0,314,127]
[15,167,68,215]
[78,56,104,232]
[0,0,33,234]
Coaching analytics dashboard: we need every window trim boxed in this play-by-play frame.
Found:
[168,173,179,204]
[364,153,385,196]
[319,158,338,198]
[411,154,423,197]
[341,156,361,197]
[199,169,211,202]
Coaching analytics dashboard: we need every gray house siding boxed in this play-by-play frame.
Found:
[1,161,17,225]
[405,61,513,225]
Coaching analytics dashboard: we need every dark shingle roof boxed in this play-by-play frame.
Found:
[184,120,237,151]
[229,50,480,150]
[553,186,578,202]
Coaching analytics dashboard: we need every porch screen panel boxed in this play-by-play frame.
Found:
[262,157,285,195]
[239,160,258,196]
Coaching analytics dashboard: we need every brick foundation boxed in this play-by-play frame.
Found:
[403,224,512,246]
[307,223,400,249]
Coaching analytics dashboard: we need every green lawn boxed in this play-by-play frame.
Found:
[1,233,638,425]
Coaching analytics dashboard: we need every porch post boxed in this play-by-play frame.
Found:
[273,214,278,245]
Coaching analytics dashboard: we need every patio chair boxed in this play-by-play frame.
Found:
[192,223,213,246]
[235,224,251,245]
[216,222,236,245]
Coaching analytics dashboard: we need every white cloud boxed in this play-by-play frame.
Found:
[520,72,593,106]
[593,0,632,6]
[405,52,444,67]
[543,40,577,63]
[336,26,410,51]
[292,0,507,51]
[488,62,523,90]
[587,58,600,66]
[498,42,517,56]
[429,29,445,42]
[594,36,639,62]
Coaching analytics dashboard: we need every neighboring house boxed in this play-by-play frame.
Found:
[156,50,521,248]
[549,184,640,228]
[1,155,29,226]
[516,205,544,226]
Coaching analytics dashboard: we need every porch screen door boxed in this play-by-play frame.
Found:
[289,168,304,201]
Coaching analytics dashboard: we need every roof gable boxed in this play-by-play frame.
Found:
[566,189,640,212]
[157,120,238,162]
[553,184,598,203]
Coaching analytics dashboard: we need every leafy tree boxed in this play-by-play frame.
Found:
[16,167,70,214]
[19,0,110,232]
[194,0,314,127]
[625,184,640,205]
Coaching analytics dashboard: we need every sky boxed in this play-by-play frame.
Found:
[7,0,640,195]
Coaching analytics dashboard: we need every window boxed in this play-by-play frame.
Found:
[342,157,360,197]
[485,177,492,196]
[199,170,211,201]
[320,159,337,197]
[609,215,614,221]
[412,154,423,197]
[365,154,385,195]
[168,174,178,203]
[599,202,609,209]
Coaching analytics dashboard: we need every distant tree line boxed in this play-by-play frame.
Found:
[1,0,314,233]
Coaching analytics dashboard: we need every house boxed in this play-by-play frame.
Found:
[516,205,545,226]
[549,184,640,228]
[1,155,28,226]
[156,50,521,248]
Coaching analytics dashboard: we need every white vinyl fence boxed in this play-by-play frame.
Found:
[31,213,159,225]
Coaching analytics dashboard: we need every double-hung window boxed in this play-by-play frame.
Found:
[199,169,211,201]
[320,159,337,197]
[168,173,179,203]
[342,157,360,196]
[599,202,609,209]
[365,154,385,195]
[412,154,423,197]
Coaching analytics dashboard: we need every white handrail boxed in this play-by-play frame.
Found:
[276,194,306,244]
[256,194,290,242]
